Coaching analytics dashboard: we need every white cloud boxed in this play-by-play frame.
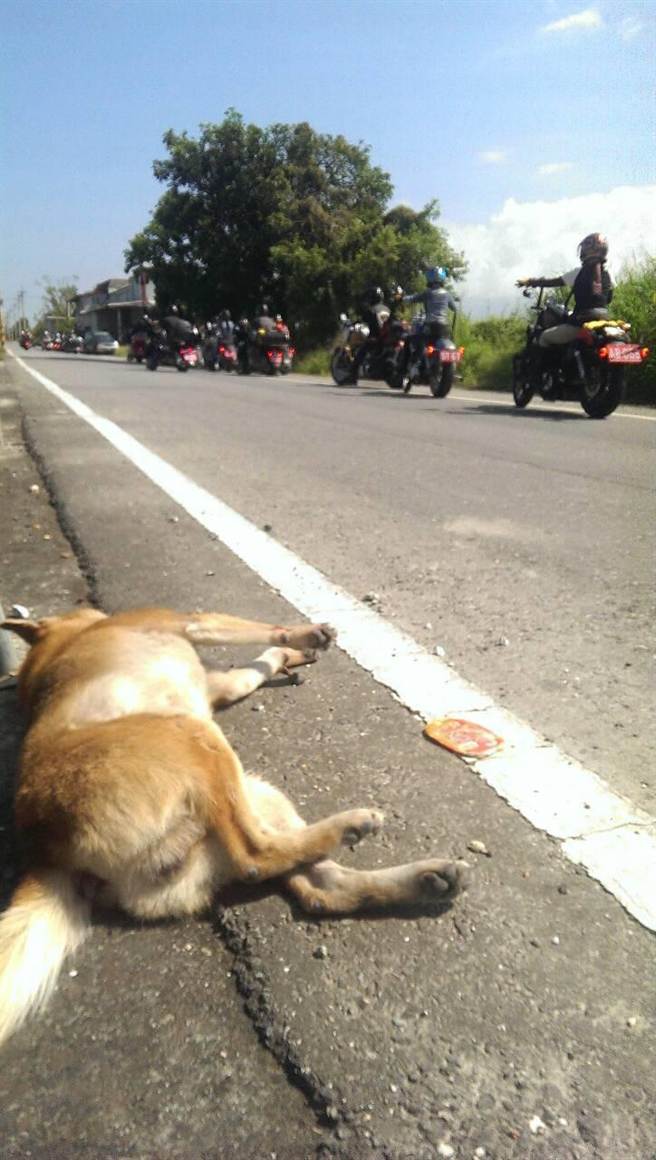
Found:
[479,150,508,164]
[537,162,574,176]
[541,7,603,33]
[620,16,643,40]
[445,184,656,316]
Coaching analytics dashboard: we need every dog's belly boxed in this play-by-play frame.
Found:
[67,655,211,725]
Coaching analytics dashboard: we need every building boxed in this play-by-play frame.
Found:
[71,269,155,341]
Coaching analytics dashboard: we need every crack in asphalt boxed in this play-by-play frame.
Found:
[212,905,387,1159]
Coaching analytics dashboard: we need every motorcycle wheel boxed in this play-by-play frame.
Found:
[146,356,158,371]
[385,360,405,390]
[428,361,450,398]
[205,359,218,372]
[512,353,535,408]
[176,358,189,372]
[431,362,455,398]
[331,348,355,386]
[580,363,625,419]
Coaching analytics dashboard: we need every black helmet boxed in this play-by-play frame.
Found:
[368,285,384,305]
[170,304,179,315]
[578,233,608,263]
[219,308,231,322]
[258,303,270,317]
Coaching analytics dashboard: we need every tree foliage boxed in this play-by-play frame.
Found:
[34,277,79,334]
[125,111,466,347]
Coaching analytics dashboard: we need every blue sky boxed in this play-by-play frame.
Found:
[1,0,654,321]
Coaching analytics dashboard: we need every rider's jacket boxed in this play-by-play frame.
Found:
[403,287,457,324]
[562,262,613,320]
[255,315,275,332]
[164,315,194,343]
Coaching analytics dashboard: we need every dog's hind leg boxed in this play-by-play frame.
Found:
[206,646,317,708]
[107,608,335,652]
[284,858,469,916]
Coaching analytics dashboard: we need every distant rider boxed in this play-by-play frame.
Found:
[162,305,196,353]
[516,232,613,351]
[350,286,391,384]
[254,304,275,333]
[403,267,458,381]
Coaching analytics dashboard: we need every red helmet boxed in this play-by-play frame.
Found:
[578,233,608,262]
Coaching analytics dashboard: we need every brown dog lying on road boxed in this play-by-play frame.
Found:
[0,606,468,1045]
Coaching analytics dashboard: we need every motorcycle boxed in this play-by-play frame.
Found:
[401,315,464,397]
[19,334,32,350]
[146,330,200,373]
[512,289,650,418]
[61,333,83,353]
[331,297,409,388]
[202,329,238,372]
[127,333,148,363]
[239,322,295,376]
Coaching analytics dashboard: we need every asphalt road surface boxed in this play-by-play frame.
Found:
[1,348,655,1160]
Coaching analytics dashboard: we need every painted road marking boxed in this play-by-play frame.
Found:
[11,350,656,931]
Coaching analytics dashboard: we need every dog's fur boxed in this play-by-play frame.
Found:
[0,606,467,1045]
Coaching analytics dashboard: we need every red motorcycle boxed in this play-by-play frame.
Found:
[19,334,32,350]
[127,334,147,363]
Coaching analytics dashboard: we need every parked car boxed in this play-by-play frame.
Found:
[83,330,119,355]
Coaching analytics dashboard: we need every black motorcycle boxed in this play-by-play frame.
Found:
[401,317,463,397]
[512,288,650,418]
[202,327,238,372]
[238,323,294,376]
[331,296,409,388]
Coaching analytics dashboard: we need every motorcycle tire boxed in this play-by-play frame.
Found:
[580,363,625,419]
[205,359,218,372]
[176,359,189,373]
[428,361,449,398]
[512,353,535,408]
[146,356,159,371]
[431,362,455,398]
[331,348,355,386]
[385,361,405,390]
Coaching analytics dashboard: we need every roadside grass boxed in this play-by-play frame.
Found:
[294,347,332,376]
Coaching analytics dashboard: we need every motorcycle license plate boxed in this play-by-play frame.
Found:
[607,343,641,364]
[439,349,460,363]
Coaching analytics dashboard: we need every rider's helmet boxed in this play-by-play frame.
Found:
[368,286,384,305]
[218,309,231,322]
[577,233,608,263]
[170,304,179,315]
[258,304,270,317]
[426,266,447,287]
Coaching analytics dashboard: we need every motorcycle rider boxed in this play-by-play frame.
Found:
[350,286,391,384]
[516,233,613,351]
[254,303,275,333]
[216,309,235,341]
[162,304,197,354]
[402,267,458,381]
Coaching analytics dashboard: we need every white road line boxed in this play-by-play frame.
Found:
[449,391,656,422]
[10,351,656,931]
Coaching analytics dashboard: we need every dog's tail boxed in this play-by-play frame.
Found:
[0,869,90,1046]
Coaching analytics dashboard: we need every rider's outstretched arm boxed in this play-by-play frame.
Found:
[516,276,565,288]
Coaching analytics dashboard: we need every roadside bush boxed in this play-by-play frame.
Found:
[458,313,525,391]
[611,255,655,403]
[294,347,331,376]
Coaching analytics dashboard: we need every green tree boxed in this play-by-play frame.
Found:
[125,112,466,347]
[34,277,78,335]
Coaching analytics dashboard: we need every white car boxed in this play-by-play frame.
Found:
[83,330,119,355]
